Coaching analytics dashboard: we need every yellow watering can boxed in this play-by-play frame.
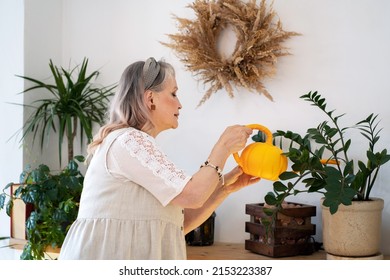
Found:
[233,124,288,181]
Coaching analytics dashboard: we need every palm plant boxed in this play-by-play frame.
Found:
[17,58,116,164]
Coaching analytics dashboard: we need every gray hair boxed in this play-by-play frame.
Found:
[109,58,175,130]
[87,58,175,157]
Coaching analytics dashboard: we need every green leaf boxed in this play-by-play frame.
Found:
[324,166,342,179]
[343,139,351,153]
[20,189,36,204]
[3,182,13,192]
[380,153,390,165]
[264,192,277,206]
[343,160,354,176]
[344,188,357,200]
[26,212,39,231]
[322,198,339,214]
[352,171,365,191]
[5,200,13,216]
[278,171,299,180]
[367,150,377,163]
[358,160,369,174]
[20,243,34,260]
[74,155,85,163]
[325,127,338,138]
[340,196,352,206]
[273,181,288,192]
[252,131,266,142]
[13,185,24,197]
[329,204,339,214]
[0,193,6,209]
[262,207,276,217]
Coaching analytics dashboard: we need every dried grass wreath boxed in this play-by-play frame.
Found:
[162,0,299,107]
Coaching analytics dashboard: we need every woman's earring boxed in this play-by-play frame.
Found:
[151,99,156,110]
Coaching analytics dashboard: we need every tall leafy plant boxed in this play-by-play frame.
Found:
[17,58,116,164]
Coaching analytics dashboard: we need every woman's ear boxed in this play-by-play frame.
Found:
[144,90,155,110]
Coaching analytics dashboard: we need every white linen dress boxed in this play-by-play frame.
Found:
[58,127,192,260]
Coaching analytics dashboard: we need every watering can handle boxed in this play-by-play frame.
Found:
[233,124,273,166]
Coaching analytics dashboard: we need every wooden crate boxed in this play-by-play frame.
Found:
[245,202,316,257]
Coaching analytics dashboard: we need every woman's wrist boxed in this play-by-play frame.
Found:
[218,182,231,198]
[200,159,224,184]
[208,142,230,168]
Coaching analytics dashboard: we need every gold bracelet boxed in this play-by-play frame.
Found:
[200,159,224,184]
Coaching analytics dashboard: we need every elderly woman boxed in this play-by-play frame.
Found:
[59,57,260,260]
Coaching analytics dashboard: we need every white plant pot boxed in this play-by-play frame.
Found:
[321,197,384,259]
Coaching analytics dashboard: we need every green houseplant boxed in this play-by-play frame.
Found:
[0,58,115,259]
[0,156,84,260]
[265,91,390,213]
[264,91,390,258]
[16,57,116,164]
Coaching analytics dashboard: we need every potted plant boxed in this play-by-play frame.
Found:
[16,57,116,165]
[0,58,115,259]
[264,91,390,259]
[236,126,317,257]
[245,201,317,258]
[0,156,84,259]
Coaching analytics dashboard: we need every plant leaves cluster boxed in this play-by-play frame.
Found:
[265,91,390,214]
[16,58,116,164]
[0,156,85,260]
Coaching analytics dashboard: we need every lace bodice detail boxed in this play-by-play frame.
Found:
[118,128,189,190]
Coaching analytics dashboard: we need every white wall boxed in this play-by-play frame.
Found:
[60,0,390,254]
[1,0,390,254]
[0,0,24,238]
[23,0,64,169]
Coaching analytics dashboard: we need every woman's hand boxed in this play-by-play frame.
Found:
[222,166,261,194]
[182,165,260,233]
[175,125,255,210]
[216,125,253,155]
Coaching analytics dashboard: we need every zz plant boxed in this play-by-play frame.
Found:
[0,156,85,260]
[265,91,390,214]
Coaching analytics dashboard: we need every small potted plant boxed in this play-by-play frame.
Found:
[265,91,390,259]
[241,127,317,258]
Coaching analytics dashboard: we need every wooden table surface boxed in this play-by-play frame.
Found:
[187,242,328,260]
[3,239,388,260]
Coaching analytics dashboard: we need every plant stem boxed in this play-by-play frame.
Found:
[366,167,379,200]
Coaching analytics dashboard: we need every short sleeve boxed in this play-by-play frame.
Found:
[106,128,192,206]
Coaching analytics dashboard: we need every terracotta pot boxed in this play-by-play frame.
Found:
[321,197,384,258]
